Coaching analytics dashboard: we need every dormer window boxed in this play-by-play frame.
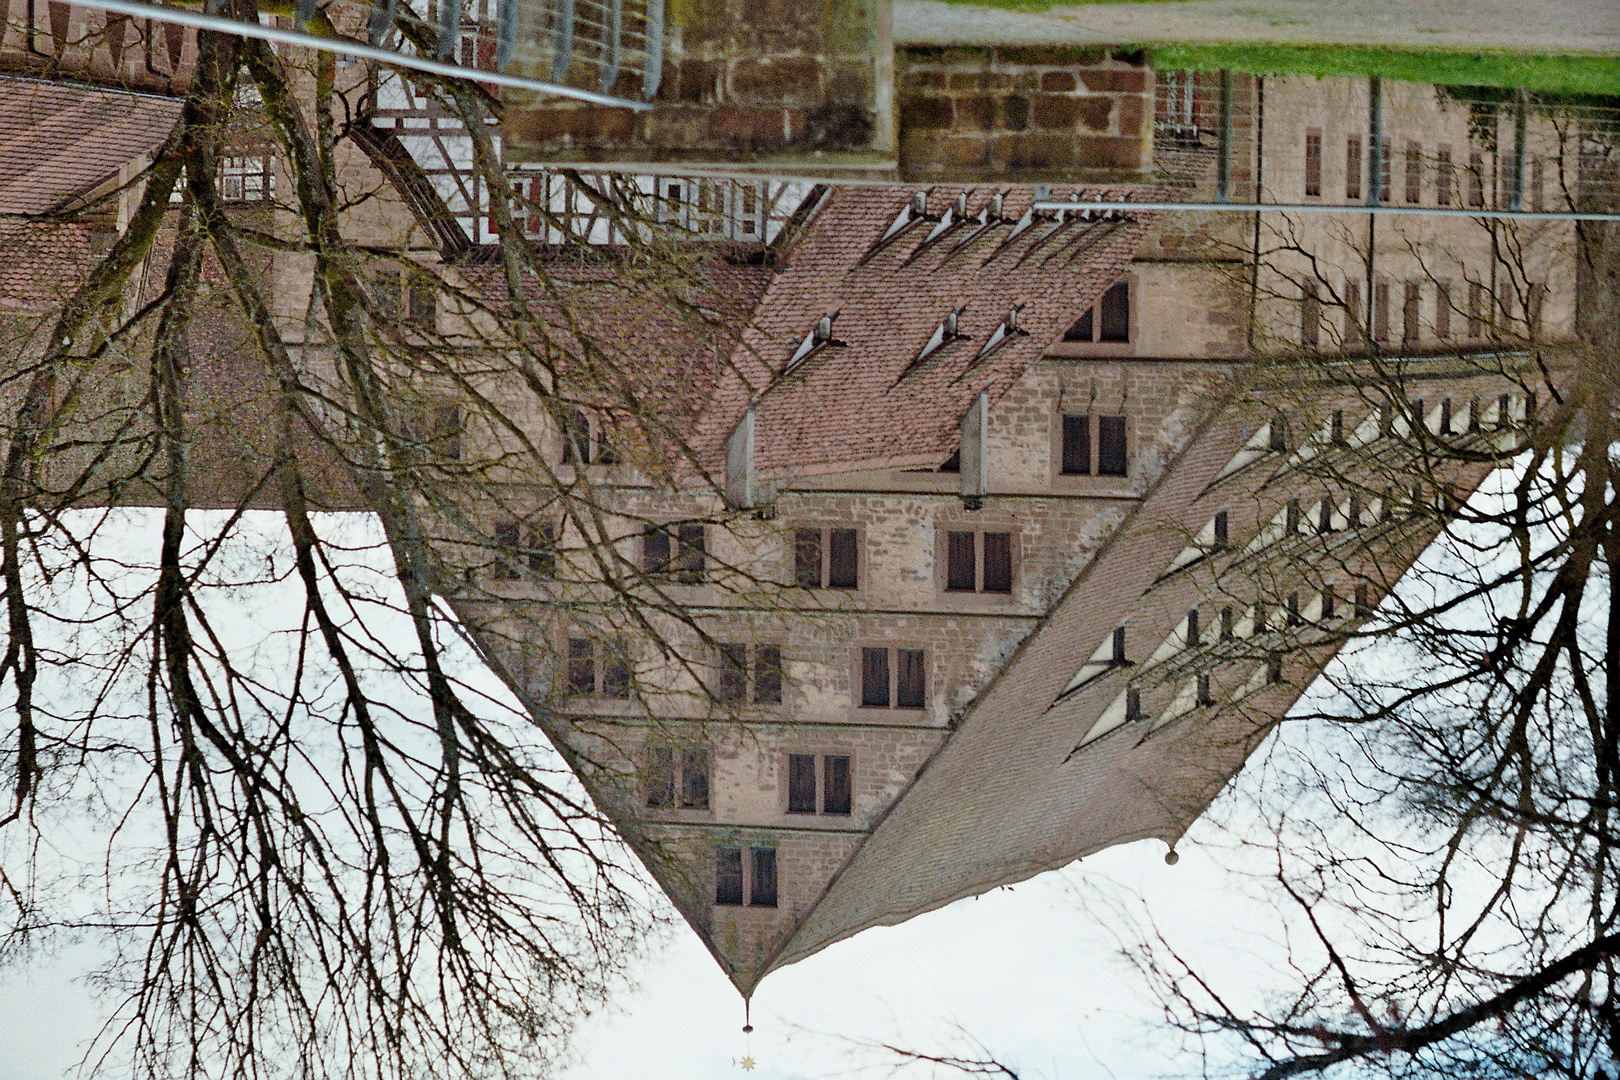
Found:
[973,304,1028,364]
[784,311,843,374]
[1064,281,1130,343]
[862,188,935,261]
[910,306,968,370]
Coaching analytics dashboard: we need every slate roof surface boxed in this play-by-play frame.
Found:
[0,76,180,215]
[694,184,1172,478]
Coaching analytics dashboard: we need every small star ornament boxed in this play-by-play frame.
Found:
[739,1056,757,1071]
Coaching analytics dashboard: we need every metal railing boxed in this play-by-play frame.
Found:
[33,0,662,106]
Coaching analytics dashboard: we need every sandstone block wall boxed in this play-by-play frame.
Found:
[896,46,1154,181]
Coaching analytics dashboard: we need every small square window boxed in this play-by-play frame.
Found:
[945,529,1014,594]
[647,745,709,810]
[859,647,926,710]
[715,845,777,907]
[1060,414,1127,477]
[1062,281,1130,344]
[645,523,706,584]
[794,527,859,589]
[712,643,784,706]
[785,753,852,816]
[566,637,630,698]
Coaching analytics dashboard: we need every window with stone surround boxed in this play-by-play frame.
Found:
[714,642,783,705]
[646,745,709,810]
[644,523,706,584]
[1063,281,1130,344]
[715,845,776,907]
[1060,414,1128,477]
[795,527,859,589]
[566,636,630,698]
[491,519,556,580]
[786,753,852,816]
[560,408,619,466]
[944,529,1013,594]
[1346,135,1363,200]
[860,647,926,709]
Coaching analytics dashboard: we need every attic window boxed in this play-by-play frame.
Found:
[1063,281,1130,343]
[973,304,1028,364]
[784,312,843,374]
[909,307,968,370]
[862,188,935,261]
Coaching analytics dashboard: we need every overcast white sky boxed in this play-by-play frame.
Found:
[0,827,1268,1080]
[0,510,1284,1080]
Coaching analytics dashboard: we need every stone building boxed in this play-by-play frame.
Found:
[0,35,1580,999]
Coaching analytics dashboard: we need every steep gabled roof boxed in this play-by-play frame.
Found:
[696,185,1175,478]
[0,76,180,216]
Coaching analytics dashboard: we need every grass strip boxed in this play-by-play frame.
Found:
[1145,44,1620,96]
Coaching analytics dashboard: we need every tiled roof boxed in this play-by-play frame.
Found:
[462,257,775,460]
[695,185,1170,477]
[0,76,181,215]
[0,220,94,310]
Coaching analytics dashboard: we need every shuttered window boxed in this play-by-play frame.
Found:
[795,527,859,589]
[1061,414,1090,475]
[787,754,817,813]
[1097,415,1128,476]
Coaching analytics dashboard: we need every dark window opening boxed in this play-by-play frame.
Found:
[750,847,777,907]
[1063,307,1094,342]
[1097,415,1128,476]
[563,408,591,465]
[1404,140,1422,204]
[715,845,776,907]
[1403,281,1422,345]
[795,527,859,589]
[1373,280,1390,343]
[754,646,783,705]
[1098,282,1130,342]
[1269,413,1290,452]
[946,531,976,591]
[567,637,629,698]
[897,648,926,708]
[713,643,783,706]
[681,750,709,808]
[823,755,852,815]
[646,746,674,809]
[717,643,747,703]
[493,520,556,580]
[1061,414,1091,475]
[787,753,852,816]
[945,530,1015,594]
[862,647,926,709]
[1213,510,1229,547]
[567,637,594,695]
[1437,148,1454,207]
[1301,284,1321,349]
[645,524,706,584]
[1185,609,1201,648]
[1063,281,1130,344]
[860,647,890,707]
[715,847,744,905]
[1346,135,1363,200]
[1304,130,1322,197]
[787,754,817,813]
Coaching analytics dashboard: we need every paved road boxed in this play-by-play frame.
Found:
[894,0,1620,56]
